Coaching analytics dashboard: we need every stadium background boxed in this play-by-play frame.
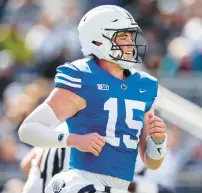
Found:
[0,0,202,193]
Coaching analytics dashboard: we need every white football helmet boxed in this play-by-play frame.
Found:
[78,5,146,69]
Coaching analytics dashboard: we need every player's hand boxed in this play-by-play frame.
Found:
[67,133,106,156]
[148,113,166,143]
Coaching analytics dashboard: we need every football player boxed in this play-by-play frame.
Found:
[18,5,167,193]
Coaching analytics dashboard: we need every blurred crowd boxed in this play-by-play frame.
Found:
[0,0,202,193]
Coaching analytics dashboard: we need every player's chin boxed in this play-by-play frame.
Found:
[123,54,133,60]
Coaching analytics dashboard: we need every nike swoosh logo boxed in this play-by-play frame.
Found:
[139,90,147,93]
[157,148,162,154]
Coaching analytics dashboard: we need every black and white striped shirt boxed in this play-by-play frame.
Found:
[40,148,70,193]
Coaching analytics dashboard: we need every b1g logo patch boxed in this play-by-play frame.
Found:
[52,179,66,193]
[97,84,109,90]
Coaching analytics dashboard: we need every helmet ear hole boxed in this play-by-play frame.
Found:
[92,41,102,46]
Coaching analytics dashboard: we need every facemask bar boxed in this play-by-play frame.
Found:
[102,27,146,63]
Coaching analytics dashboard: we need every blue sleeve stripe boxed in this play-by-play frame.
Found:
[56,73,81,83]
[55,78,81,88]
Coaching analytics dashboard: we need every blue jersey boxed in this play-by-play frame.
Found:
[55,57,158,181]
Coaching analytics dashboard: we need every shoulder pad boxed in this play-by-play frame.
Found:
[138,71,157,82]
[71,57,92,73]
[63,62,78,71]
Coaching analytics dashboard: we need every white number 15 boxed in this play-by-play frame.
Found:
[104,98,146,149]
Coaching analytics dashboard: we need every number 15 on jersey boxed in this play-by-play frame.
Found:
[104,98,146,149]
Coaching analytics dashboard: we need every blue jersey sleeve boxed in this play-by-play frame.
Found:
[54,62,83,96]
[145,79,158,112]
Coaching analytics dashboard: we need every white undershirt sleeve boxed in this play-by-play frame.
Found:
[18,103,69,148]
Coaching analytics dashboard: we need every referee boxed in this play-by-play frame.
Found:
[20,147,69,193]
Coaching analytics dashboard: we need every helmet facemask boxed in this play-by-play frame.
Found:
[102,27,146,69]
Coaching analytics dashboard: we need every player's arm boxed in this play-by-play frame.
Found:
[18,63,105,156]
[18,88,105,156]
[18,87,84,147]
[139,108,167,170]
